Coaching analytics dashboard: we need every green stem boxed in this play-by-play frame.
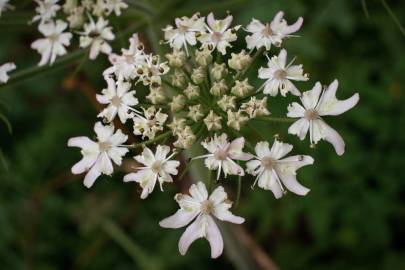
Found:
[253,116,295,123]
[235,173,242,208]
[101,219,160,270]
[128,131,172,149]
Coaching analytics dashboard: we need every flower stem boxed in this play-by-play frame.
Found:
[235,172,242,208]
[253,116,295,123]
[128,131,172,149]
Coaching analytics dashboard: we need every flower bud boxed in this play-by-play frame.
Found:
[217,95,236,112]
[184,83,200,99]
[165,49,187,68]
[188,104,205,122]
[228,50,252,71]
[195,48,213,66]
[231,78,253,97]
[191,66,206,85]
[210,79,228,96]
[146,86,166,104]
[204,110,222,131]
[67,7,85,28]
[171,69,187,88]
[170,94,187,112]
[173,126,196,149]
[227,110,249,131]
[168,117,187,134]
[211,63,228,81]
[241,97,270,118]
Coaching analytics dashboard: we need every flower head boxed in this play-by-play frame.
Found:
[0,62,16,84]
[31,20,72,66]
[199,13,240,55]
[247,140,313,198]
[68,122,128,188]
[245,11,303,50]
[79,16,115,60]
[287,80,359,155]
[258,49,308,96]
[196,134,253,179]
[159,182,244,258]
[96,77,139,123]
[163,13,206,55]
[124,145,180,199]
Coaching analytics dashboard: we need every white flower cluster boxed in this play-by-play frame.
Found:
[30,0,128,66]
[68,11,359,259]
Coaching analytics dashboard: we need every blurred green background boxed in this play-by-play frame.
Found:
[0,0,404,269]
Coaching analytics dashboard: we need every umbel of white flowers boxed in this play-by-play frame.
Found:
[66,10,360,259]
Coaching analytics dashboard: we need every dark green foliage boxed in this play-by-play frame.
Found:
[0,0,404,269]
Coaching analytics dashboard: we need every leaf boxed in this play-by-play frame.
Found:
[0,112,12,133]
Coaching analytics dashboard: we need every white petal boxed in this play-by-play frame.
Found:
[254,141,270,159]
[269,139,293,160]
[205,215,224,259]
[178,216,203,256]
[159,209,199,229]
[279,174,310,196]
[319,120,346,155]
[83,164,102,188]
[301,82,322,109]
[288,118,310,140]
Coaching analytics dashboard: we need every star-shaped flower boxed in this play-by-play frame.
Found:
[31,20,72,66]
[195,133,253,179]
[246,140,314,198]
[198,13,240,55]
[68,122,128,188]
[96,77,139,123]
[258,49,308,96]
[287,80,359,155]
[159,182,244,258]
[163,13,206,55]
[245,11,303,50]
[32,0,61,23]
[79,16,115,60]
[124,145,180,199]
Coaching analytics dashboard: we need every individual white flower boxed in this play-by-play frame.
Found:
[0,62,16,84]
[31,20,73,66]
[198,12,240,55]
[96,78,139,123]
[246,140,314,198]
[195,133,253,179]
[124,145,180,199]
[32,0,61,23]
[79,16,115,60]
[163,13,206,55]
[133,106,168,139]
[68,122,128,188]
[104,34,146,81]
[159,182,244,258]
[245,11,303,50]
[240,96,270,118]
[0,0,14,17]
[258,49,308,96]
[287,80,360,155]
[105,0,128,16]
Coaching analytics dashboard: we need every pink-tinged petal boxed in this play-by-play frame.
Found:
[269,139,293,160]
[209,186,227,205]
[178,216,203,256]
[320,121,346,156]
[221,15,233,32]
[68,136,97,149]
[159,209,199,229]
[206,215,224,259]
[301,82,322,109]
[83,165,102,188]
[207,13,215,28]
[287,102,306,118]
[283,17,303,34]
[278,49,287,68]
[279,174,310,196]
[189,182,208,202]
[288,118,310,140]
[213,204,245,224]
[319,93,360,116]
[255,141,270,159]
[271,11,284,28]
